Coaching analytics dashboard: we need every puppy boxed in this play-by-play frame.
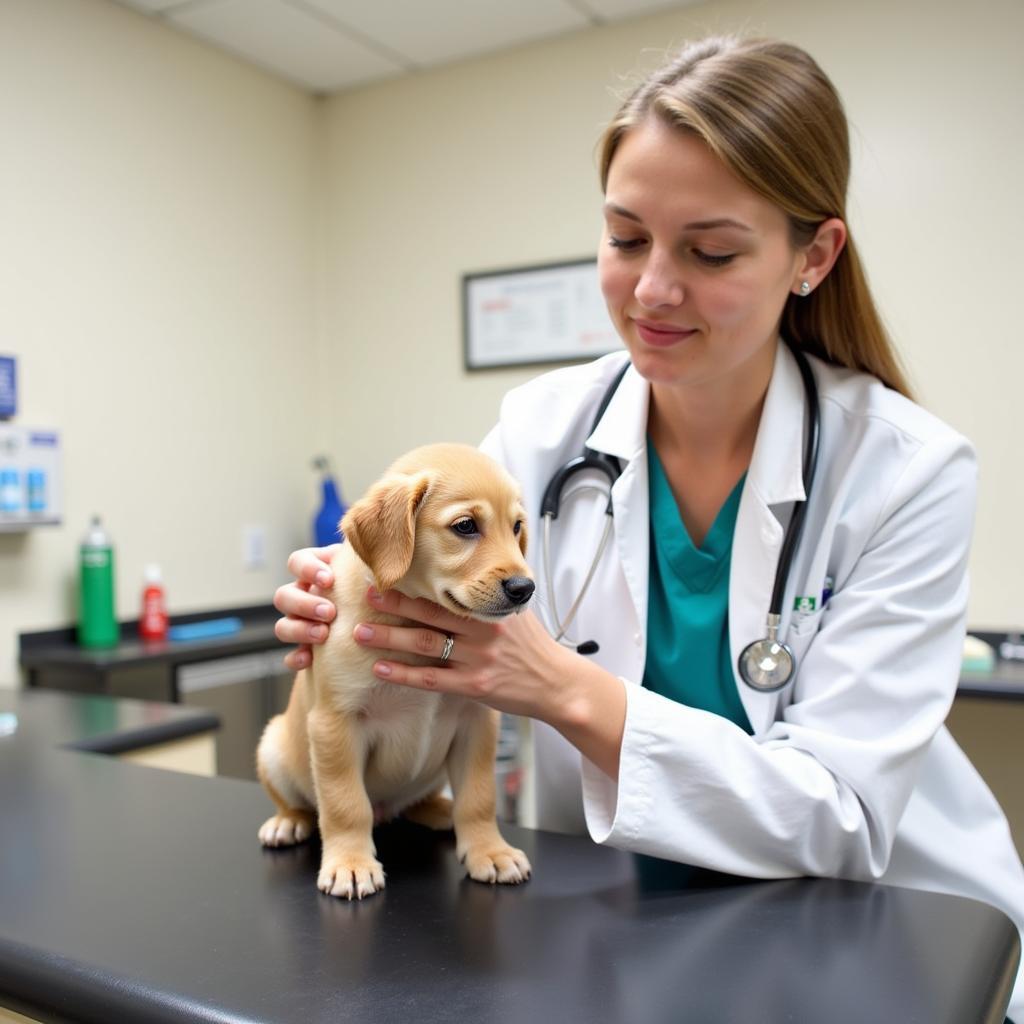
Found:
[256,443,534,899]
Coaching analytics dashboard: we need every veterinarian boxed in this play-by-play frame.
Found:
[274,36,1024,1019]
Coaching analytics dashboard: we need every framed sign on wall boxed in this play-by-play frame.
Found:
[462,258,622,370]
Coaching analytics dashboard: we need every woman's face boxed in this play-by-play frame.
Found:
[598,117,803,393]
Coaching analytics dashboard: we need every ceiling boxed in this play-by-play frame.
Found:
[111,0,696,94]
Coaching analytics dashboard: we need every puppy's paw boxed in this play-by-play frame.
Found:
[258,812,314,847]
[462,844,532,885]
[317,853,385,900]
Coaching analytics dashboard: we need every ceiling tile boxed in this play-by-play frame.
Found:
[113,0,187,11]
[167,0,405,92]
[580,0,703,19]
[298,0,591,68]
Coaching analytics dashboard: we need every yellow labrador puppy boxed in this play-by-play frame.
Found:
[256,443,534,899]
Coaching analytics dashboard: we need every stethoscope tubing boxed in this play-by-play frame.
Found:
[539,342,820,690]
[542,500,613,645]
[538,359,629,653]
[766,343,820,619]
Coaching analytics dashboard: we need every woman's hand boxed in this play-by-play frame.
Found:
[353,588,627,779]
[273,544,342,671]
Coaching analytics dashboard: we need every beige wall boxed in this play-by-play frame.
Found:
[2,0,1022,685]
[0,0,320,684]
[318,0,1024,627]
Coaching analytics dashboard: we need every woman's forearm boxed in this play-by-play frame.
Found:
[542,651,627,782]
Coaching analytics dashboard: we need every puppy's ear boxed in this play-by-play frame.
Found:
[341,472,433,593]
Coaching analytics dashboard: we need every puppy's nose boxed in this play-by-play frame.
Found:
[502,576,535,606]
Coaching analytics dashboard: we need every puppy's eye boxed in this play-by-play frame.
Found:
[513,521,523,536]
[451,517,479,537]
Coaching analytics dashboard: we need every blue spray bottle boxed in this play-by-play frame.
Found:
[312,455,347,546]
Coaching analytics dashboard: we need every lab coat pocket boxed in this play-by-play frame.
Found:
[789,607,825,638]
[786,607,826,671]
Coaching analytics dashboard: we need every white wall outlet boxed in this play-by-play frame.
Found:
[242,525,267,570]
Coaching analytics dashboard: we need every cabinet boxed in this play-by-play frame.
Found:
[178,652,293,780]
[946,696,1024,859]
[19,609,525,802]
[19,608,289,782]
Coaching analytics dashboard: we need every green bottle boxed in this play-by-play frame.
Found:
[78,516,119,649]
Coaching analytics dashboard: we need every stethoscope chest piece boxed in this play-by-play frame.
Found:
[738,638,795,692]
[539,342,820,689]
[738,614,795,692]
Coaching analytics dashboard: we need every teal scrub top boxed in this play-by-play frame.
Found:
[636,441,752,889]
[643,441,752,735]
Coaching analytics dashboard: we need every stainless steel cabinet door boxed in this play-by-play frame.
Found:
[178,655,268,780]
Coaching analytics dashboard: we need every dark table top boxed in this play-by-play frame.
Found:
[960,660,1024,699]
[20,614,1024,701]
[958,631,1024,699]
[18,604,284,673]
[0,688,219,755]
[0,689,1019,1024]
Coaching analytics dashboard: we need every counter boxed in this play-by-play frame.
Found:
[16,614,1024,852]
[945,631,1024,861]
[0,688,1018,1024]
[19,607,289,779]
[0,688,218,772]
[20,616,1024,703]
[18,604,284,701]
[959,631,1024,700]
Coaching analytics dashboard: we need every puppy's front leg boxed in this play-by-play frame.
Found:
[307,707,384,899]
[448,707,531,885]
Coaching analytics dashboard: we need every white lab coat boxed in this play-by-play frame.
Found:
[481,341,1024,1018]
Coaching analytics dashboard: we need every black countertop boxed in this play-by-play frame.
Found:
[0,690,1019,1023]
[960,663,1024,699]
[20,614,1024,699]
[0,688,219,755]
[958,632,1024,699]
[18,604,284,673]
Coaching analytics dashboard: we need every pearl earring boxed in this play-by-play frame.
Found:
[799,281,811,296]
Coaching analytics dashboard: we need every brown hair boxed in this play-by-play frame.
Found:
[599,36,913,398]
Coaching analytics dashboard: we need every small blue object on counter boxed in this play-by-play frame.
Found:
[168,617,243,643]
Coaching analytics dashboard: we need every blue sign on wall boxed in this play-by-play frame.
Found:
[0,357,16,419]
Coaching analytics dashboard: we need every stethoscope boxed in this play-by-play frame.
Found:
[539,340,820,692]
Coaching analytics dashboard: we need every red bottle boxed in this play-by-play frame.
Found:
[139,564,169,642]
